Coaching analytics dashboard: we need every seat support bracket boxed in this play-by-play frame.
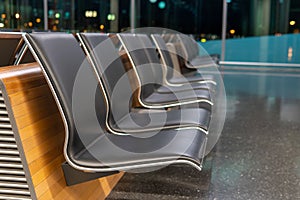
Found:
[62,162,119,186]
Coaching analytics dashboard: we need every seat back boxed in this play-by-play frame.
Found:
[78,33,135,127]
[176,34,199,61]
[118,34,163,99]
[23,32,107,166]
[161,33,177,43]
[151,34,179,80]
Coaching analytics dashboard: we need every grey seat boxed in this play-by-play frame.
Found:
[151,34,216,89]
[78,33,210,133]
[160,34,217,81]
[117,33,213,109]
[176,34,219,69]
[23,32,208,175]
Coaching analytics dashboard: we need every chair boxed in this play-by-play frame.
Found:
[77,33,210,133]
[151,34,216,88]
[175,34,219,69]
[117,33,213,109]
[23,32,208,182]
[159,34,226,158]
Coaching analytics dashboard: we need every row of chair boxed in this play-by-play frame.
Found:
[1,31,222,184]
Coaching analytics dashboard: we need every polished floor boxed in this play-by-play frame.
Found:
[107,68,300,199]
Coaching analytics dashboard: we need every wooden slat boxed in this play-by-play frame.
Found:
[11,96,58,121]
[34,166,66,198]
[31,155,66,187]
[8,85,51,107]
[22,131,63,160]
[28,143,63,176]
[0,63,123,199]
[19,113,63,141]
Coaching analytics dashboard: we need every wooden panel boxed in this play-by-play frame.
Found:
[0,63,124,200]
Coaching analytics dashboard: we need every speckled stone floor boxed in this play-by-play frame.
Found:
[107,69,300,200]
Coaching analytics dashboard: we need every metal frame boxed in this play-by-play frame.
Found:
[14,43,28,65]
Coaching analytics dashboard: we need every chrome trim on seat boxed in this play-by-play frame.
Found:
[14,44,28,65]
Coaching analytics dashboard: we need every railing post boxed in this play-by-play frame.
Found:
[44,0,48,30]
[130,0,135,32]
[221,0,228,62]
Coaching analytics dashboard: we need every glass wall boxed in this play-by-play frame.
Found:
[225,0,300,38]
[0,0,223,36]
[138,0,222,39]
[0,0,44,30]
[222,0,300,64]
[1,0,300,65]
[48,0,73,31]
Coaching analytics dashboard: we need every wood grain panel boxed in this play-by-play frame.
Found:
[0,63,123,200]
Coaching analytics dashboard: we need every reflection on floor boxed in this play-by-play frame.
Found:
[107,68,300,199]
